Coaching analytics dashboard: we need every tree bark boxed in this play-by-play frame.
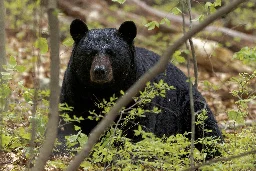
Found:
[65,0,247,170]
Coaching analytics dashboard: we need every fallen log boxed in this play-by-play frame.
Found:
[129,0,256,51]
[57,0,252,73]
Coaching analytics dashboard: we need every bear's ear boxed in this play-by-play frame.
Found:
[70,19,89,43]
[118,21,137,44]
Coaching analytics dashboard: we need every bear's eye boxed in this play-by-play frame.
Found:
[84,49,97,56]
[105,49,114,56]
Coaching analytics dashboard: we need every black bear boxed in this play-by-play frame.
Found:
[58,19,223,155]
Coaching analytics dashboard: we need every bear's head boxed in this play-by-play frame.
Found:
[69,19,137,86]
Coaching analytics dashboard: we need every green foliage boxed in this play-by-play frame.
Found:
[89,131,193,170]
[216,127,256,170]
[228,71,256,124]
[57,76,255,170]
[233,47,256,67]
[226,0,256,30]
[145,21,160,30]
[35,37,49,54]
[56,80,222,170]
[205,0,222,13]
[5,0,40,29]
[171,50,186,65]
[62,37,74,47]
[228,46,256,123]
[1,57,49,162]
[0,56,26,110]
[202,80,220,91]
[2,59,256,170]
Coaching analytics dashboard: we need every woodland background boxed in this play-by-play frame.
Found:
[0,0,256,170]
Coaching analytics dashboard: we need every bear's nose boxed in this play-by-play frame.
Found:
[94,65,106,77]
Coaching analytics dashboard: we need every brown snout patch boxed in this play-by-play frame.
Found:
[90,55,113,83]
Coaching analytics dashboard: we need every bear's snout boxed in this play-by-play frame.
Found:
[94,65,106,76]
[90,55,113,84]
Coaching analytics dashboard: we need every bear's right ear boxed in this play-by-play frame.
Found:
[118,21,137,44]
[70,19,89,43]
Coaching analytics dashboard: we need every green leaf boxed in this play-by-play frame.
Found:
[138,125,142,131]
[112,0,126,4]
[215,0,222,7]
[80,161,93,169]
[192,14,205,22]
[9,56,17,67]
[172,51,186,64]
[2,134,12,147]
[35,37,48,54]
[172,7,182,15]
[74,125,81,131]
[62,37,74,47]
[145,21,159,30]
[198,15,205,22]
[160,18,171,26]
[15,65,26,72]
[228,110,244,123]
[205,2,213,9]
[1,72,11,76]
[18,127,31,140]
[2,75,12,80]
[78,133,88,146]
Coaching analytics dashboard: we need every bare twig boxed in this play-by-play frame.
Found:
[186,0,198,88]
[26,12,41,170]
[181,0,196,167]
[0,0,6,152]
[65,1,246,170]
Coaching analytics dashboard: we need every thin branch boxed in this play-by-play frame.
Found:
[181,0,196,167]
[31,0,60,170]
[26,10,41,169]
[0,0,6,152]
[65,1,246,170]
[186,0,198,88]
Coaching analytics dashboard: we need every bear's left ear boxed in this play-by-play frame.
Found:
[70,19,89,43]
[118,21,137,44]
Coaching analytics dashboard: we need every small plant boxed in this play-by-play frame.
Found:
[1,57,50,169]
[228,47,256,125]
[56,80,227,170]
[5,0,40,29]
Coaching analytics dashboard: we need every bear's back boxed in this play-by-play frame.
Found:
[135,47,190,91]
